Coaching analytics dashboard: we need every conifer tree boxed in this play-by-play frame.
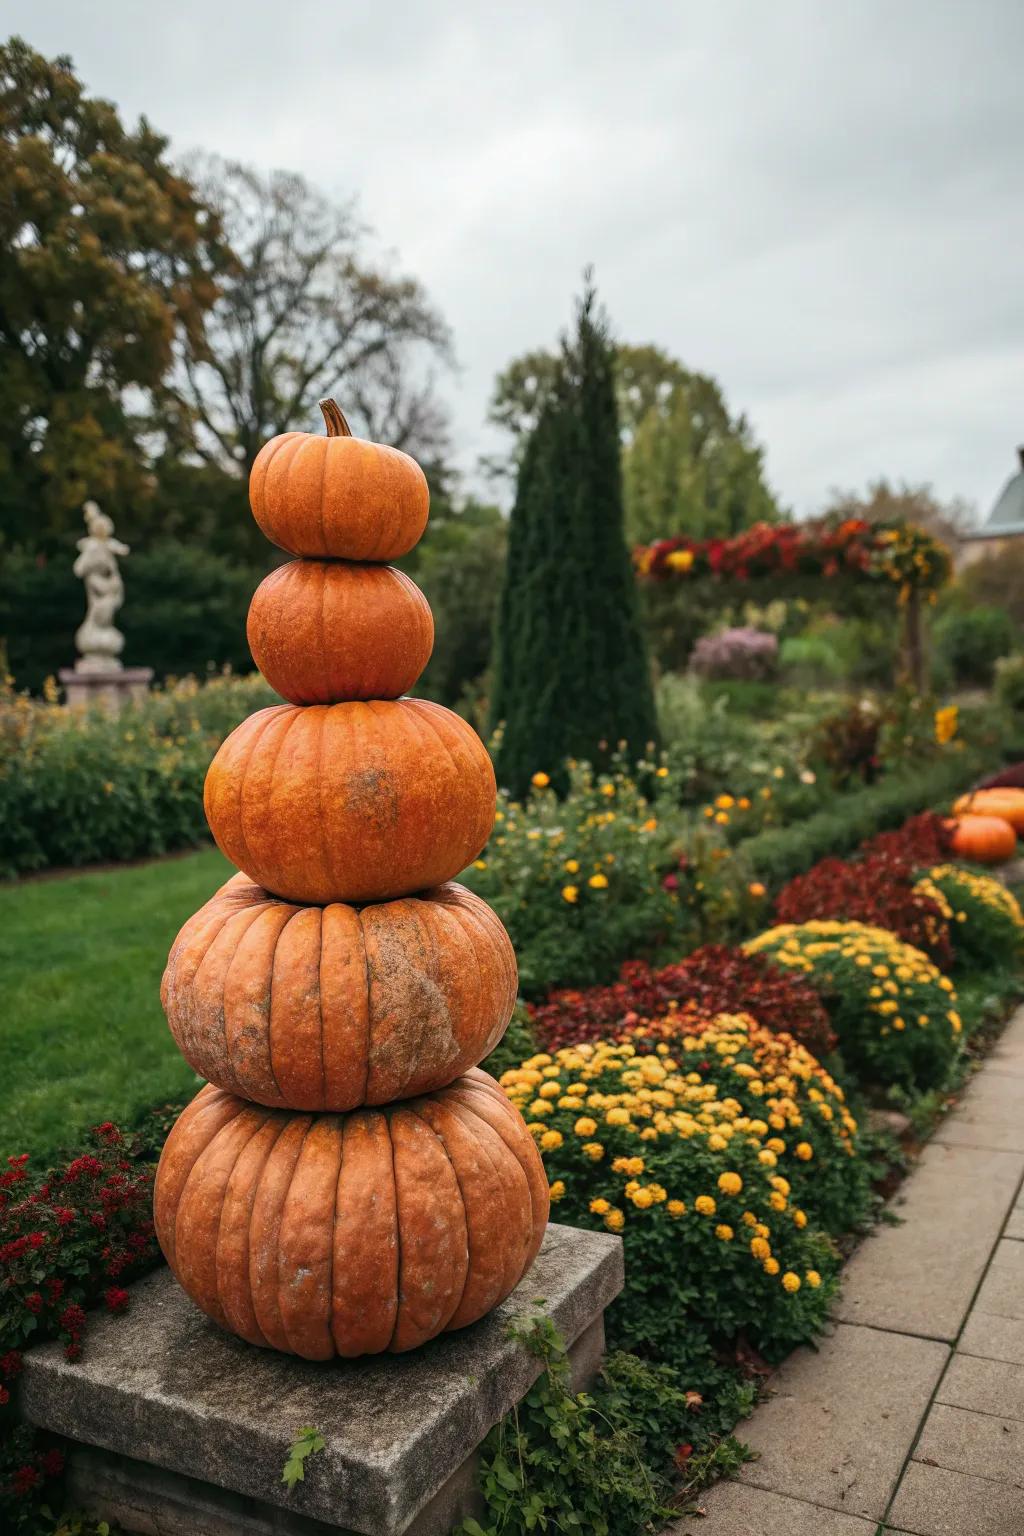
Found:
[491,284,658,796]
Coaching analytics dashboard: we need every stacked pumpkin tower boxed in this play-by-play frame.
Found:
[154,401,548,1359]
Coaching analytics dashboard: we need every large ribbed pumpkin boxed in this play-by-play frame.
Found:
[153,1072,549,1358]
[247,560,433,705]
[249,400,429,561]
[204,699,496,905]
[162,874,517,1110]
[948,813,1017,865]
[954,789,1024,834]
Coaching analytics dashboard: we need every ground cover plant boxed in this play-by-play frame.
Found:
[745,921,962,1090]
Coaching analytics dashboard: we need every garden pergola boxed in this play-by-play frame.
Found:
[634,518,953,690]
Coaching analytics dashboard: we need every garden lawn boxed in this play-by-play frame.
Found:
[0,847,232,1161]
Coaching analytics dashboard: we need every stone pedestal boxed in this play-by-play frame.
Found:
[59,666,153,714]
[20,1223,623,1536]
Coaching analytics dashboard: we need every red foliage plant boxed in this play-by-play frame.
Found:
[529,946,836,1057]
[774,850,955,970]
[0,1120,163,1514]
[858,811,954,867]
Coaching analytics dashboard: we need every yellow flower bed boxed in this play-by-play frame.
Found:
[500,1017,866,1360]
[745,920,961,1088]
[915,865,1024,971]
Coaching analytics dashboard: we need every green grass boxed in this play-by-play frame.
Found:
[0,847,233,1161]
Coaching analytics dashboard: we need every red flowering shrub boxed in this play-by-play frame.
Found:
[775,853,955,970]
[859,811,954,866]
[529,945,835,1056]
[1,1118,168,1526]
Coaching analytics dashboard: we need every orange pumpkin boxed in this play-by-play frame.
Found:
[948,813,1018,865]
[249,399,429,561]
[246,560,433,705]
[162,874,517,1110]
[954,789,1024,835]
[153,1071,549,1358]
[204,698,496,905]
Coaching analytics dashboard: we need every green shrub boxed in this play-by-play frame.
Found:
[501,1027,844,1364]
[779,633,845,686]
[934,604,1015,686]
[915,865,1024,972]
[745,921,962,1089]
[461,755,756,996]
[995,654,1024,715]
[739,749,991,889]
[0,673,275,876]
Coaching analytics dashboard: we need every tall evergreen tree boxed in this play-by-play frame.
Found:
[491,284,658,796]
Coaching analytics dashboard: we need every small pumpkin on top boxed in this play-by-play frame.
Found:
[249,398,429,561]
[953,788,1024,835]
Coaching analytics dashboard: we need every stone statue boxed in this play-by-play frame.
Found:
[72,501,129,671]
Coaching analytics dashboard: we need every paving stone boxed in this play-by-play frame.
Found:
[969,1239,1024,1321]
[889,1460,1024,1536]
[668,1481,878,1535]
[938,1353,1024,1421]
[734,1323,948,1522]
[915,1400,1024,1486]
[1004,1207,1024,1241]
[959,1311,1024,1367]
[20,1224,623,1536]
[936,1116,1024,1153]
[835,1143,1024,1339]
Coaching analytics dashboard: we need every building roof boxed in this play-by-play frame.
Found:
[964,447,1024,541]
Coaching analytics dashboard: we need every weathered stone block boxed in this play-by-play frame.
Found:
[20,1224,623,1536]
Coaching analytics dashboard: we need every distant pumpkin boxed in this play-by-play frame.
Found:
[948,813,1017,865]
[204,698,496,905]
[954,789,1024,835]
[247,560,433,704]
[153,1071,549,1358]
[162,874,517,1110]
[249,399,429,561]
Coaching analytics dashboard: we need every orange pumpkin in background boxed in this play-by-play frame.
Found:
[249,399,429,561]
[948,813,1017,865]
[204,698,496,905]
[162,874,517,1110]
[246,560,434,705]
[954,788,1024,835]
[153,1072,549,1359]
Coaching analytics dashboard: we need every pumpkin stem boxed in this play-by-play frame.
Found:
[319,398,353,438]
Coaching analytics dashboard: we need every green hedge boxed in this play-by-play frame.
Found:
[738,749,991,889]
[0,673,276,876]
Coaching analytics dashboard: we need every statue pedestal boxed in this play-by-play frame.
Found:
[19,1224,623,1536]
[59,666,153,714]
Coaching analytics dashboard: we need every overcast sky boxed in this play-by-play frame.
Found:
[10,1,1024,519]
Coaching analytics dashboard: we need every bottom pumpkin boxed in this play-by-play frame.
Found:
[154,1070,549,1359]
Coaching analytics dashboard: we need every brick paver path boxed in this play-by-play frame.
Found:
[672,1002,1024,1536]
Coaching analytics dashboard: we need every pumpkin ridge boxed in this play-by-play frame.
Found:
[316,429,329,559]
[268,1113,316,1350]
[407,1101,476,1326]
[384,1109,402,1352]
[249,431,291,523]
[213,1108,277,1340]
[352,906,374,1108]
[264,906,309,1107]
[451,898,513,1054]
[254,706,309,893]
[230,1114,292,1349]
[447,1096,529,1316]
[228,709,285,886]
[180,1104,271,1327]
[315,907,327,1108]
[213,905,287,1099]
